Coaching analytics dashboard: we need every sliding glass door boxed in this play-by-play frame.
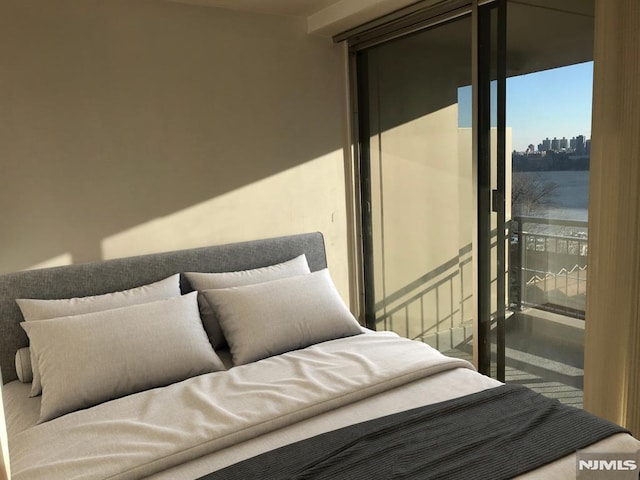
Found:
[350,0,593,403]
[353,1,507,375]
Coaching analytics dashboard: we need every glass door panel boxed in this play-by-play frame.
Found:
[357,14,475,361]
[505,0,594,407]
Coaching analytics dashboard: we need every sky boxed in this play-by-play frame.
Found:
[458,61,594,152]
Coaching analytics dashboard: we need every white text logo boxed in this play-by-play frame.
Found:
[578,460,637,471]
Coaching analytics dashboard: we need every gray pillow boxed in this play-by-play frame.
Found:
[16,274,181,397]
[201,269,362,366]
[185,254,310,349]
[21,292,224,423]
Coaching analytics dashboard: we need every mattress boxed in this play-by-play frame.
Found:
[5,331,638,479]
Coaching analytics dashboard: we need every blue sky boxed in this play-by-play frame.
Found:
[458,61,594,151]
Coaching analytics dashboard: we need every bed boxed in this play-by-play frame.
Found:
[1,232,638,480]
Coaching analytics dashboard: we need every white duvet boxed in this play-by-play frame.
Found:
[10,331,474,480]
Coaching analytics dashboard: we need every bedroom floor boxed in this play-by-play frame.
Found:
[445,308,584,408]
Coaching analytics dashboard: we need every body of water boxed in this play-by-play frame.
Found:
[515,170,589,222]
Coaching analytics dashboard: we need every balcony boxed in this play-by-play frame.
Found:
[375,216,587,407]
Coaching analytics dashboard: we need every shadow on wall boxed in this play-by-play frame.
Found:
[0,0,345,274]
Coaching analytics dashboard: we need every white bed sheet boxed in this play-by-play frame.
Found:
[2,348,236,439]
[3,381,38,438]
[5,332,639,479]
[9,332,473,479]
[144,366,639,480]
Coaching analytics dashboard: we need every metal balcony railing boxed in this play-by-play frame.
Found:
[373,244,475,350]
[372,216,587,350]
[510,216,588,319]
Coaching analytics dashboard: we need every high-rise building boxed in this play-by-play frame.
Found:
[551,137,560,151]
[560,137,568,149]
[542,137,551,151]
[576,134,585,155]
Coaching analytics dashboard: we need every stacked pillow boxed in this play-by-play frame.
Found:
[17,254,362,422]
[17,274,182,398]
[186,254,361,366]
[17,275,224,423]
[201,269,362,365]
[184,254,311,349]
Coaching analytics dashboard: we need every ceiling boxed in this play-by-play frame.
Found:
[165,0,594,40]
[166,0,341,18]
[165,0,426,36]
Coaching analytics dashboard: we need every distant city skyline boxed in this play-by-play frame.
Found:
[458,61,594,152]
[521,134,590,155]
[507,61,593,151]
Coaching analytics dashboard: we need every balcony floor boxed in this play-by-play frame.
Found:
[444,308,584,408]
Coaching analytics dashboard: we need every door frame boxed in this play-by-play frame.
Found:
[343,0,507,378]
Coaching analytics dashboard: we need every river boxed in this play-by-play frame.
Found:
[514,170,589,222]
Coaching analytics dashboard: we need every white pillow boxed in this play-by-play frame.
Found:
[201,269,362,365]
[185,254,310,349]
[21,292,224,423]
[16,274,181,320]
[16,274,181,397]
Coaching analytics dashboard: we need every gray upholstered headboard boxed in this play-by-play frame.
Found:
[0,232,327,384]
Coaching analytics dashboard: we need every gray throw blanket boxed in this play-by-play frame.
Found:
[201,384,629,480]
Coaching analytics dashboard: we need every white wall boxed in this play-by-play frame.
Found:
[0,0,350,298]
